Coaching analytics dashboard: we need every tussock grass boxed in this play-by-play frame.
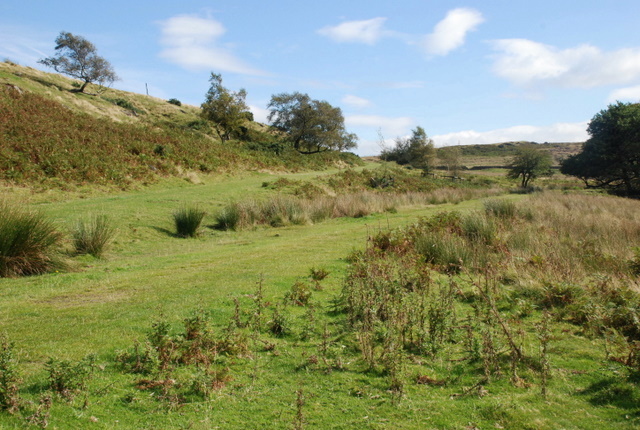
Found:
[173,206,206,238]
[72,214,115,258]
[0,202,64,277]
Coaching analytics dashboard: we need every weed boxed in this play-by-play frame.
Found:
[72,214,115,257]
[309,267,330,281]
[0,203,64,277]
[0,335,20,414]
[285,281,313,306]
[173,205,206,238]
[25,394,51,429]
[293,387,306,430]
[269,305,291,337]
[115,340,158,375]
[46,355,96,401]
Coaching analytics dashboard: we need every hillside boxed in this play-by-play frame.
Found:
[0,61,360,189]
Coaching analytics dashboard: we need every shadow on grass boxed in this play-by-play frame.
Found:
[580,376,640,415]
[150,226,179,238]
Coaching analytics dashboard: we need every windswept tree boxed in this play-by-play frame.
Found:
[267,92,357,153]
[39,31,118,93]
[200,73,251,143]
[561,102,640,196]
[380,126,436,172]
[507,145,553,188]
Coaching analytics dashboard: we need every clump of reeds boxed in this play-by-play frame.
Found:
[72,214,115,258]
[0,202,64,277]
[173,205,206,238]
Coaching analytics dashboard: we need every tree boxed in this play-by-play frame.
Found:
[380,126,436,172]
[438,146,462,175]
[39,32,118,93]
[561,102,640,196]
[201,73,251,143]
[507,145,553,188]
[267,92,357,153]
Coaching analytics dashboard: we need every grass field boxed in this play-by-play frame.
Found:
[2,163,640,429]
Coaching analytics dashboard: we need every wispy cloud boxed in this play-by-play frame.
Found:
[317,18,388,45]
[0,26,51,66]
[492,39,640,88]
[423,8,484,56]
[158,14,264,75]
[346,114,414,137]
[342,94,372,109]
[433,121,588,146]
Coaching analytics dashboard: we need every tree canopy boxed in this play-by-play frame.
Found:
[201,73,251,143]
[267,92,357,153]
[561,102,640,196]
[39,32,118,93]
[507,145,553,188]
[380,126,436,172]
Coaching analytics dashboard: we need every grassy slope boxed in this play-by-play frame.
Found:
[0,61,360,190]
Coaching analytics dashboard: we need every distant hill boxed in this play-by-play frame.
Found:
[0,61,360,189]
[443,141,583,170]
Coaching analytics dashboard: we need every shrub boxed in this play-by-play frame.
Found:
[173,206,206,238]
[167,98,182,106]
[0,203,64,277]
[72,214,115,258]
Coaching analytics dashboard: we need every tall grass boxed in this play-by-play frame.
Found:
[72,215,115,258]
[0,203,64,277]
[173,206,206,238]
[215,187,506,231]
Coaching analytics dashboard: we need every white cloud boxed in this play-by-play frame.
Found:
[342,94,372,109]
[492,39,640,88]
[608,85,640,103]
[248,104,270,124]
[433,121,589,146]
[346,114,414,137]
[423,8,484,56]
[317,17,387,45]
[158,14,263,75]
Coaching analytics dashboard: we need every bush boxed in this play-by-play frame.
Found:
[72,214,115,258]
[167,98,182,106]
[0,203,64,277]
[173,205,206,238]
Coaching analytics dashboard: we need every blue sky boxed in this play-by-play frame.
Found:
[2,1,640,155]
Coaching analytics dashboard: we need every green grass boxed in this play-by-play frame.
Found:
[1,168,639,428]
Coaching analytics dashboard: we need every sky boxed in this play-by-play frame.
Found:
[2,1,640,155]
